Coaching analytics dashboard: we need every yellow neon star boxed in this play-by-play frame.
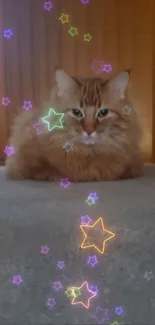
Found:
[80,217,115,254]
[68,27,78,37]
[84,33,92,42]
[59,13,69,24]
[110,322,119,325]
[71,281,97,309]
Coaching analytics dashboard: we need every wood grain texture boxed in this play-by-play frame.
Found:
[0,0,154,162]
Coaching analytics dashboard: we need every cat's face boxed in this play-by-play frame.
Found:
[53,70,133,147]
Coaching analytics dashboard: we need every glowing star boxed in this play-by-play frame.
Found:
[80,217,115,254]
[88,192,98,202]
[60,178,70,188]
[4,29,13,39]
[23,101,32,111]
[40,245,50,254]
[65,287,74,297]
[81,215,92,225]
[90,60,104,74]
[86,197,96,206]
[122,105,132,115]
[144,271,154,281]
[57,260,66,269]
[47,298,56,308]
[59,13,69,24]
[87,255,98,267]
[41,108,64,132]
[33,119,48,136]
[92,307,109,324]
[53,281,63,291]
[84,33,92,42]
[65,286,81,298]
[4,146,15,157]
[90,285,99,294]
[63,141,74,152]
[68,27,78,37]
[12,274,23,286]
[44,0,53,11]
[110,322,119,325]
[102,64,112,73]
[115,306,124,315]
[71,281,97,309]
[1,97,10,106]
[81,0,90,4]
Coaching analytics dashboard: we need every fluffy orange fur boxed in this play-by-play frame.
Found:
[6,69,143,181]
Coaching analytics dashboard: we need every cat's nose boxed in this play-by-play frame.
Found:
[85,128,94,136]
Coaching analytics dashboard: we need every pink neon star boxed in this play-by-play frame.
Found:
[23,101,33,111]
[40,245,50,254]
[53,281,63,291]
[60,178,70,188]
[33,119,48,135]
[102,64,112,73]
[44,1,53,10]
[90,60,104,74]
[1,97,10,106]
[71,281,97,308]
[4,146,15,157]
[12,274,23,286]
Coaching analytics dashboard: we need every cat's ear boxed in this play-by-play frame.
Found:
[107,71,130,100]
[55,69,78,97]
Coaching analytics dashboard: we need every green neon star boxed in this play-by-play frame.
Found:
[41,108,64,131]
[65,287,74,298]
[86,198,95,206]
[68,26,78,37]
[65,286,81,298]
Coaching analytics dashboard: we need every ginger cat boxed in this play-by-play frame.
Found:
[6,69,143,181]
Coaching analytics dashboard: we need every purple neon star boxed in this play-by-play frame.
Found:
[89,285,99,294]
[102,64,112,73]
[47,298,56,308]
[92,307,109,324]
[33,119,48,136]
[1,97,10,106]
[4,29,13,39]
[53,281,63,291]
[57,261,66,269]
[81,215,92,225]
[115,306,124,315]
[81,0,90,4]
[4,146,15,157]
[40,245,50,254]
[90,60,104,74]
[12,274,23,286]
[44,1,53,11]
[23,101,32,111]
[60,178,70,189]
[88,192,98,202]
[87,255,99,267]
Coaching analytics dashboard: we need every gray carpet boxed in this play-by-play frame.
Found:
[0,166,155,325]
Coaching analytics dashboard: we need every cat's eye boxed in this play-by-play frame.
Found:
[71,108,83,118]
[97,108,109,118]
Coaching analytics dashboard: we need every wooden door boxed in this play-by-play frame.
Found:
[0,0,154,163]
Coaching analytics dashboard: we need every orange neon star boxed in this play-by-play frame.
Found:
[80,217,115,254]
[71,281,97,308]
